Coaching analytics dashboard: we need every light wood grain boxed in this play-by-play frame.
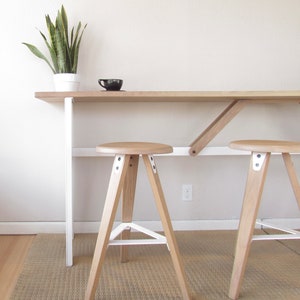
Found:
[282,153,300,209]
[229,152,271,299]
[0,235,35,300]
[143,154,191,300]
[230,140,300,153]
[35,90,300,103]
[85,155,130,300]
[189,100,246,155]
[35,91,300,157]
[86,142,190,299]
[229,140,300,299]
[96,142,173,155]
[121,154,139,262]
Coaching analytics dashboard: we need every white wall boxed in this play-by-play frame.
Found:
[1,0,300,232]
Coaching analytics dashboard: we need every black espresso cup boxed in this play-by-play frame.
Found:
[98,79,123,91]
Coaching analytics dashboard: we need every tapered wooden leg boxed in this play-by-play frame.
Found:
[282,153,300,209]
[143,155,191,300]
[121,155,139,262]
[229,152,270,300]
[85,155,130,300]
[189,100,246,155]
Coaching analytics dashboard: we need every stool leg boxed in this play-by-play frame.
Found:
[143,155,191,300]
[121,155,139,262]
[282,153,300,209]
[229,152,270,300]
[85,154,130,300]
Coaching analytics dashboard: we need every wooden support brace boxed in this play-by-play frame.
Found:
[189,100,246,156]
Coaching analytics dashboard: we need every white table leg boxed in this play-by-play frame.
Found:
[65,97,73,266]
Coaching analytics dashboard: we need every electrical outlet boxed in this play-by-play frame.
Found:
[182,184,192,201]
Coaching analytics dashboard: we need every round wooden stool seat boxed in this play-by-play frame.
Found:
[230,140,300,153]
[96,142,173,155]
[228,139,300,299]
[86,141,191,300]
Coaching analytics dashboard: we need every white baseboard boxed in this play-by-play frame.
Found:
[0,218,299,234]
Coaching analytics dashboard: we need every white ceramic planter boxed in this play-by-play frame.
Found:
[53,73,80,91]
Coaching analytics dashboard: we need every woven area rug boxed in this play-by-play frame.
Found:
[11,230,300,299]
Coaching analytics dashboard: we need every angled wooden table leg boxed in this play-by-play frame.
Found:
[189,100,246,156]
[85,155,130,300]
[143,154,191,300]
[229,152,270,300]
[282,153,300,208]
[121,155,139,262]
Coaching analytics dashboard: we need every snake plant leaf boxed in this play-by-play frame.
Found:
[56,6,74,73]
[22,42,56,73]
[71,23,87,73]
[55,27,67,73]
[23,5,86,74]
[39,30,59,73]
[60,5,69,46]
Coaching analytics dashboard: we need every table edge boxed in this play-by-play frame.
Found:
[34,90,300,103]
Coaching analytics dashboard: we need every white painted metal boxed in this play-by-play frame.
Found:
[65,97,74,267]
[257,221,300,235]
[109,222,167,246]
[252,152,267,171]
[108,239,167,245]
[148,155,157,173]
[252,233,300,241]
[129,223,167,241]
[253,220,300,241]
[109,223,130,240]
[72,147,300,157]
[113,155,125,174]
[72,147,251,157]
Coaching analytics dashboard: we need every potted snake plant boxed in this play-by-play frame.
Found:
[23,5,87,91]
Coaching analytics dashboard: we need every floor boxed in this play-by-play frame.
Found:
[2,232,300,299]
[0,235,35,300]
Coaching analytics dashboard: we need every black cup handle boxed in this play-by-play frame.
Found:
[99,80,105,88]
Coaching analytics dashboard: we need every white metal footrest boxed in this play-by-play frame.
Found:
[109,222,167,246]
[253,221,300,241]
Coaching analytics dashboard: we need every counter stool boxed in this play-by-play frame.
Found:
[85,142,191,300]
[228,140,300,299]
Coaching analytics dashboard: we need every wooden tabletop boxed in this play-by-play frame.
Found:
[35,90,300,103]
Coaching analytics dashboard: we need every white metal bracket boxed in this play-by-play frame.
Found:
[253,220,300,241]
[109,222,167,246]
[148,155,157,174]
[252,152,266,171]
[113,155,125,174]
